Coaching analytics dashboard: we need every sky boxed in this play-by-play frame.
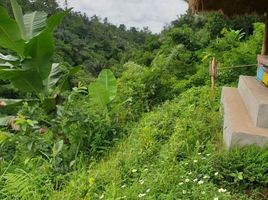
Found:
[59,0,188,33]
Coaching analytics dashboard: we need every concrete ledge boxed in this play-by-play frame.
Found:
[238,76,268,128]
[221,87,268,149]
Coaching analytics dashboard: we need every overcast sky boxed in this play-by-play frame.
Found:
[59,0,188,33]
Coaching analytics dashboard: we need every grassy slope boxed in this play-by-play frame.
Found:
[52,86,267,200]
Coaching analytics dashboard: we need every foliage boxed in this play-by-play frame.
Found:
[0,0,267,199]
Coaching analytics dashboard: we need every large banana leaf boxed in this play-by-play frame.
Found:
[0,69,43,93]
[23,11,47,41]
[23,30,54,80]
[89,82,110,109]
[44,63,62,89]
[0,53,19,62]
[88,69,117,109]
[10,0,26,39]
[0,6,24,56]
[97,69,117,101]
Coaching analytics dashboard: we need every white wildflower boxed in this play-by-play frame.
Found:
[132,169,137,173]
[121,184,126,188]
[188,172,192,175]
[201,191,206,195]
[214,172,219,176]
[198,153,202,155]
[179,182,184,185]
[193,178,198,182]
[139,180,144,185]
[185,179,190,183]
[218,188,227,193]
[206,153,211,157]
[193,160,198,163]
[203,175,210,179]
[138,193,146,198]
[146,189,151,193]
[182,190,187,194]
[213,197,219,200]
[198,180,204,185]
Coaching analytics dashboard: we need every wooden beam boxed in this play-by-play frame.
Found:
[261,13,268,55]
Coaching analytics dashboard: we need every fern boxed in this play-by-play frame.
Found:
[1,169,42,200]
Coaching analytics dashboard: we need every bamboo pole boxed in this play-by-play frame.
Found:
[261,13,268,55]
[210,57,217,89]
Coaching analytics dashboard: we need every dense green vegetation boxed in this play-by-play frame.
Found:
[0,0,267,199]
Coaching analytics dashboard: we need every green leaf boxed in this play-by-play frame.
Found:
[47,9,71,32]
[238,172,244,180]
[97,69,117,101]
[52,140,64,157]
[10,0,26,39]
[89,82,110,109]
[23,30,54,80]
[0,6,24,56]
[23,11,47,40]
[0,98,23,106]
[0,53,19,62]
[0,62,13,68]
[58,66,81,92]
[88,69,117,109]
[0,116,13,126]
[0,131,9,144]
[44,63,62,89]
[0,69,43,93]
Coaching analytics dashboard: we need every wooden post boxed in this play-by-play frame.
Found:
[209,57,217,89]
[261,13,268,55]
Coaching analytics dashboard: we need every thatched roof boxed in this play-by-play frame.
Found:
[188,0,268,16]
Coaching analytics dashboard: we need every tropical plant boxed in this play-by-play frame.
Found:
[0,0,73,97]
[0,0,78,126]
[88,69,117,110]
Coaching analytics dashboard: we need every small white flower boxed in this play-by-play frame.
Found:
[193,160,198,163]
[139,180,144,185]
[182,190,187,194]
[198,180,204,185]
[185,179,190,183]
[201,191,206,195]
[132,169,137,173]
[188,172,192,175]
[206,153,211,157]
[99,194,104,199]
[198,153,202,155]
[193,178,198,182]
[179,182,184,185]
[218,188,227,193]
[146,189,151,193]
[214,197,219,200]
[121,184,126,188]
[138,193,146,198]
[214,172,219,176]
[204,175,210,179]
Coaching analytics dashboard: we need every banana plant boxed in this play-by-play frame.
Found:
[0,0,77,125]
[88,69,117,110]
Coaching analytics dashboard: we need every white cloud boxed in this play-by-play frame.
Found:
[59,0,188,33]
